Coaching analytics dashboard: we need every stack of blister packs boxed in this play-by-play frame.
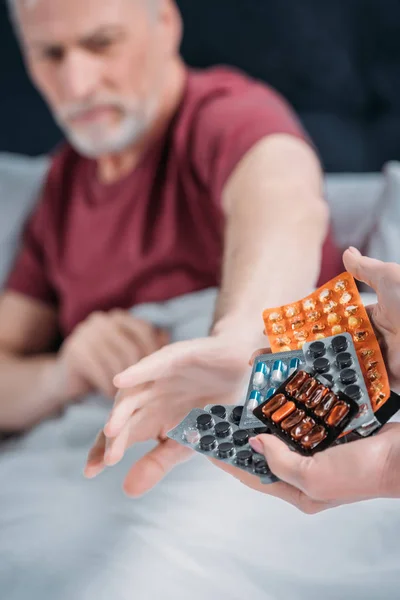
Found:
[168,273,400,483]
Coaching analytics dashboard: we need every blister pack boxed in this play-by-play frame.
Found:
[240,350,305,429]
[168,406,278,484]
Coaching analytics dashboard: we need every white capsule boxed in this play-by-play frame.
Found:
[184,428,201,445]
[247,398,260,413]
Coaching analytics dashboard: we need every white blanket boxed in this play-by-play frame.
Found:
[0,289,399,600]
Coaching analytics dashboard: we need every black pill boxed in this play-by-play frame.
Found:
[236,449,253,467]
[218,442,235,459]
[332,335,348,354]
[232,429,250,447]
[313,357,330,374]
[200,435,217,451]
[231,406,244,425]
[340,369,357,385]
[210,405,227,420]
[318,374,333,386]
[309,341,326,359]
[196,414,214,431]
[255,460,270,475]
[345,384,362,401]
[336,352,353,370]
[214,421,232,439]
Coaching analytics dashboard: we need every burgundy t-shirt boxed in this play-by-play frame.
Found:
[6,67,341,337]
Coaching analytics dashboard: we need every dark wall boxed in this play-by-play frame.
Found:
[1,0,400,172]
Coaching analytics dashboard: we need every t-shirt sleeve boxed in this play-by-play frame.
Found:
[5,188,58,307]
[191,78,311,203]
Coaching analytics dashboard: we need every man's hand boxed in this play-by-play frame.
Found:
[84,334,252,494]
[344,247,400,390]
[54,310,168,400]
[210,424,400,513]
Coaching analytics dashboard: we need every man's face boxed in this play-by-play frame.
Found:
[16,0,176,157]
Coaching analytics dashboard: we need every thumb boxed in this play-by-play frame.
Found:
[343,247,385,292]
[249,434,306,488]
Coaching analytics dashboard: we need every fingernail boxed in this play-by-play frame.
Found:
[249,437,264,454]
[348,246,361,256]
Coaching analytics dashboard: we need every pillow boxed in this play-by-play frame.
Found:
[0,153,49,287]
[366,161,400,264]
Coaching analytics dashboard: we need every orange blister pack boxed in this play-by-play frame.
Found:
[263,272,390,412]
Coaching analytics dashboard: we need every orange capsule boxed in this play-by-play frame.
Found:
[261,394,287,419]
[272,401,296,424]
[301,425,327,450]
[325,401,350,427]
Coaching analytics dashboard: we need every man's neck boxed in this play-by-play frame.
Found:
[96,59,186,185]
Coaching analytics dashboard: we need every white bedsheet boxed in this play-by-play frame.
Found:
[0,289,399,600]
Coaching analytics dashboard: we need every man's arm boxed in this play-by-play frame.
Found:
[0,291,63,431]
[212,133,328,346]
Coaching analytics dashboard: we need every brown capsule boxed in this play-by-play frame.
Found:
[354,330,369,342]
[301,425,327,450]
[325,401,350,427]
[272,401,296,424]
[297,378,319,402]
[305,385,328,409]
[286,371,310,394]
[307,311,321,322]
[281,409,305,432]
[261,394,287,419]
[291,417,315,441]
[314,392,339,418]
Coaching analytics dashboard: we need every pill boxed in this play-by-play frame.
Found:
[372,381,384,393]
[332,325,344,335]
[332,335,348,353]
[276,336,292,347]
[288,357,301,376]
[248,390,262,407]
[262,394,287,418]
[270,360,287,385]
[373,392,386,406]
[323,300,338,313]
[325,401,350,427]
[317,373,333,386]
[354,330,369,342]
[236,449,253,467]
[291,417,315,441]
[345,305,358,317]
[367,360,379,371]
[247,398,260,412]
[197,414,214,431]
[281,409,305,431]
[210,405,227,420]
[232,429,250,447]
[303,299,316,311]
[297,378,319,402]
[336,352,353,370]
[218,442,235,459]
[285,305,299,318]
[360,348,375,359]
[314,333,325,340]
[200,435,217,452]
[305,385,328,408]
[348,316,362,329]
[344,384,362,401]
[215,421,232,439]
[313,357,330,374]
[294,330,309,342]
[312,323,326,333]
[184,428,201,445]
[340,369,357,385]
[367,369,381,382]
[319,289,331,302]
[272,323,286,334]
[286,371,310,394]
[255,460,270,475]
[314,392,339,417]
[272,401,296,423]
[265,387,277,400]
[309,341,326,358]
[307,311,322,322]
[269,312,282,322]
[301,425,327,450]
[231,406,244,425]
[334,279,348,292]
[340,292,353,305]
[253,363,269,389]
[327,313,341,326]
[291,317,305,330]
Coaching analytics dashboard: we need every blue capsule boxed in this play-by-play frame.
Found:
[288,357,301,377]
[247,390,262,412]
[270,360,287,385]
[253,362,269,389]
[265,387,277,400]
